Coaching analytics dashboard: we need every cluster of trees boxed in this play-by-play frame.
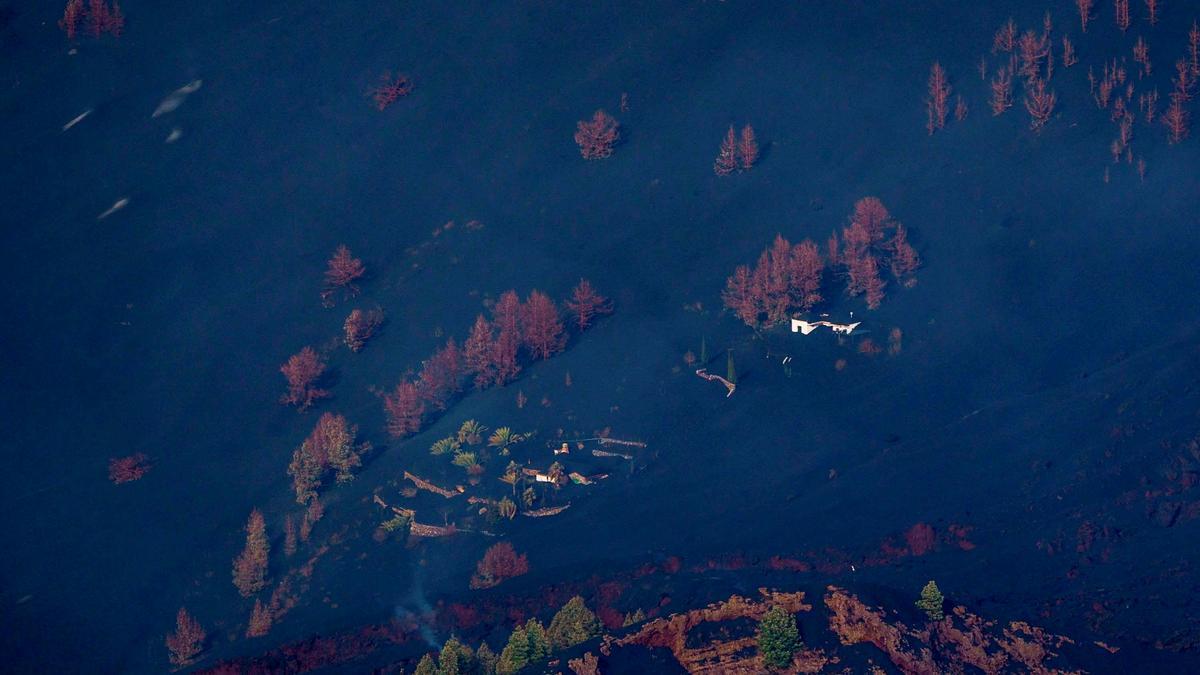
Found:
[384,281,610,438]
[412,596,603,675]
[757,606,802,669]
[988,15,1058,131]
[496,596,601,673]
[232,509,270,597]
[469,541,529,589]
[287,413,372,504]
[574,110,620,159]
[714,125,758,175]
[980,8,1197,181]
[722,197,918,327]
[59,0,124,39]
[430,420,528,480]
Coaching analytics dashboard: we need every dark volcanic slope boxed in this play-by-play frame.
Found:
[1,0,1199,672]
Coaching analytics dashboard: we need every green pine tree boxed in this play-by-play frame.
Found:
[757,606,800,670]
[525,618,549,662]
[916,580,945,621]
[547,596,603,650]
[622,608,646,627]
[476,642,498,675]
[413,653,438,675]
[438,637,474,675]
[496,625,529,675]
[726,349,738,384]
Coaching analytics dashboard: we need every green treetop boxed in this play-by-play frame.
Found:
[757,606,800,670]
[547,595,603,650]
[496,624,529,675]
[916,580,945,621]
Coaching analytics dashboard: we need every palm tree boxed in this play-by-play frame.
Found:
[488,427,525,456]
[500,461,522,494]
[430,437,461,456]
[457,419,487,446]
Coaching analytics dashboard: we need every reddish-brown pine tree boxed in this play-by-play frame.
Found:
[383,381,424,437]
[492,290,523,341]
[955,95,968,121]
[417,338,463,409]
[1144,0,1158,25]
[1164,97,1189,143]
[1114,0,1130,31]
[464,315,498,388]
[246,600,272,638]
[372,73,413,111]
[232,509,269,597]
[300,498,323,542]
[165,607,206,667]
[1024,77,1057,131]
[280,347,329,410]
[288,439,322,504]
[722,265,760,328]
[574,110,619,159]
[1017,30,1049,81]
[1133,37,1151,77]
[521,290,566,359]
[846,251,884,301]
[469,541,530,589]
[491,328,521,385]
[283,515,298,556]
[851,196,891,243]
[564,279,612,330]
[1141,89,1159,123]
[737,125,759,169]
[1173,59,1195,102]
[1076,0,1092,32]
[1062,37,1078,68]
[306,412,366,483]
[926,62,950,134]
[491,290,524,383]
[108,453,151,484]
[1190,21,1200,77]
[888,223,921,280]
[788,239,824,311]
[841,221,873,267]
[59,0,83,38]
[826,231,841,266]
[859,256,886,310]
[343,308,383,352]
[103,1,123,36]
[759,235,795,325]
[713,126,737,176]
[990,67,1014,114]
[993,18,1017,53]
[905,523,937,556]
[324,245,365,296]
[87,0,107,37]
